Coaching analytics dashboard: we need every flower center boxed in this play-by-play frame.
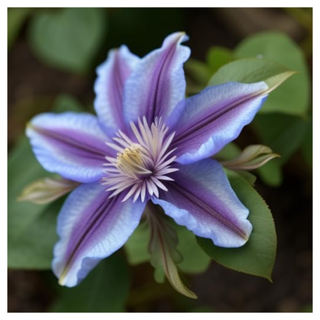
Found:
[102,117,178,202]
[116,144,151,178]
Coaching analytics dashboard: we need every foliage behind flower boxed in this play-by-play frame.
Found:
[21,32,293,298]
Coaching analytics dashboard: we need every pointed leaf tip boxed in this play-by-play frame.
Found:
[264,70,296,93]
[146,207,197,299]
[208,58,296,98]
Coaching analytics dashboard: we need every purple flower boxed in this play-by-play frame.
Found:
[27,32,269,287]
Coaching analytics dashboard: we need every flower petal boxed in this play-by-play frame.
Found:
[27,112,111,183]
[94,45,140,136]
[171,82,268,164]
[53,182,146,287]
[152,159,252,248]
[123,32,190,125]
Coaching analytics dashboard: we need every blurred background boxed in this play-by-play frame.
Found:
[8,8,312,312]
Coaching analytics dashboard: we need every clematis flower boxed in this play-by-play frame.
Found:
[27,32,271,287]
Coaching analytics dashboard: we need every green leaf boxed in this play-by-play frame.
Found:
[301,116,312,169]
[214,142,241,161]
[125,221,150,265]
[257,160,282,187]
[8,8,33,49]
[8,138,59,269]
[186,46,234,95]
[208,58,294,96]
[147,213,183,268]
[28,8,107,74]
[185,59,212,86]
[50,254,130,312]
[206,46,234,74]
[224,168,257,186]
[126,208,208,298]
[161,257,197,299]
[175,226,211,274]
[254,113,309,163]
[197,175,277,281]
[125,219,211,274]
[154,268,166,283]
[253,112,309,172]
[234,170,257,186]
[252,113,309,186]
[235,32,310,115]
[147,211,197,299]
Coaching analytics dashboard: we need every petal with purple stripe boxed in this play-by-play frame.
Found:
[94,45,140,136]
[27,112,111,183]
[171,82,268,164]
[53,182,146,287]
[123,32,190,125]
[152,159,252,248]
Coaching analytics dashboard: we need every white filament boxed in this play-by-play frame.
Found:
[102,117,178,202]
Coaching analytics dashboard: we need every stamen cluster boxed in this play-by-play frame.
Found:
[102,117,178,202]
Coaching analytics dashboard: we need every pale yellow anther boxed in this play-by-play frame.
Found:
[116,144,148,177]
